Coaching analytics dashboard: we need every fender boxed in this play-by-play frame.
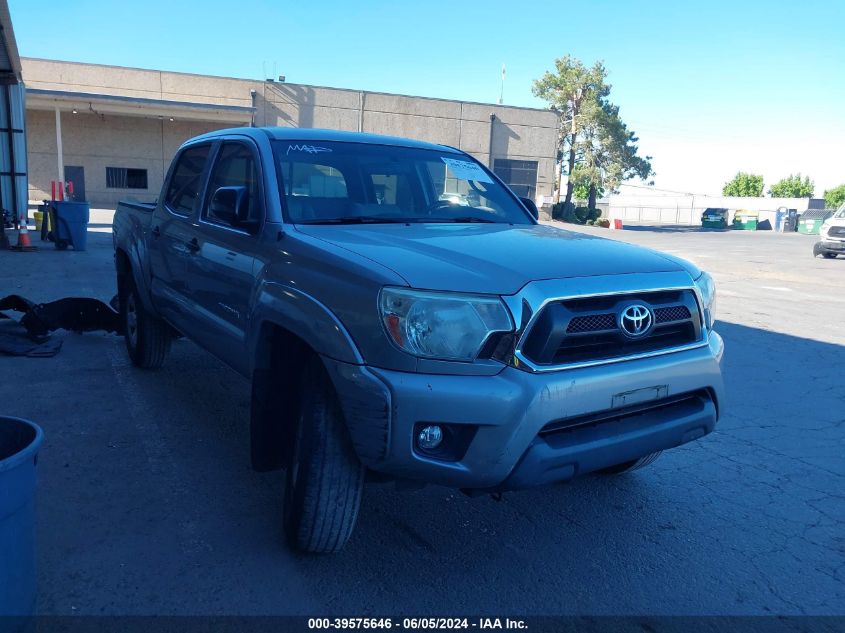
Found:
[114,210,158,315]
[248,281,363,369]
[246,282,365,472]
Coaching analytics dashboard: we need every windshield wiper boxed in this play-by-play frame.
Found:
[297,216,413,225]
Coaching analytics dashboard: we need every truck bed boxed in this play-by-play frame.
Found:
[117,200,156,213]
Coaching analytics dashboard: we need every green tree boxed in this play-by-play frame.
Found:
[533,57,651,211]
[823,184,845,209]
[722,172,764,197]
[576,102,653,210]
[532,56,610,208]
[570,166,598,201]
[768,173,814,198]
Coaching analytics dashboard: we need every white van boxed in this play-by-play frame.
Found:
[814,204,845,259]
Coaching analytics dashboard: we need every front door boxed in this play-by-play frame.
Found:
[182,140,264,373]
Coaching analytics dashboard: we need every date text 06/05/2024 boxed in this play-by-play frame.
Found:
[307,618,528,630]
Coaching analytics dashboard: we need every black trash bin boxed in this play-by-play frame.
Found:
[0,417,43,616]
[781,208,799,233]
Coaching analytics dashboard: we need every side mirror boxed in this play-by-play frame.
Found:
[519,197,539,220]
[209,186,247,225]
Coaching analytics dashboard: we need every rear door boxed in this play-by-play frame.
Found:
[148,143,213,334]
[182,139,264,372]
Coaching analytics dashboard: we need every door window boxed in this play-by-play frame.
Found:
[203,143,263,231]
[164,145,211,215]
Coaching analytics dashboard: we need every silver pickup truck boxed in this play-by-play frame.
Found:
[113,128,724,553]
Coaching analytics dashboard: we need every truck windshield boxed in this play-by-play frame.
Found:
[272,140,533,225]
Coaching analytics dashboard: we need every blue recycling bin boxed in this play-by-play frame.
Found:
[50,201,90,251]
[0,417,43,616]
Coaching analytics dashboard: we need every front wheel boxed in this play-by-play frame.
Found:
[121,276,171,369]
[822,252,838,259]
[283,358,364,553]
[599,451,662,475]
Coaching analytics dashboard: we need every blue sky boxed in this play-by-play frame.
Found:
[9,0,844,196]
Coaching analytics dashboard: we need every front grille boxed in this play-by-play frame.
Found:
[520,290,703,367]
[829,226,845,237]
[654,305,691,323]
[566,313,616,333]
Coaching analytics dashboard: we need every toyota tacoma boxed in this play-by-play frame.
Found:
[113,128,725,553]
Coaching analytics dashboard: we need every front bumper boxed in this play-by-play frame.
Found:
[324,332,724,490]
[816,238,845,253]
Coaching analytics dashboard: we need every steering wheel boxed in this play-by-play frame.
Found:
[426,200,461,213]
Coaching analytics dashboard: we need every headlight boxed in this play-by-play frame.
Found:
[694,271,716,331]
[379,287,513,361]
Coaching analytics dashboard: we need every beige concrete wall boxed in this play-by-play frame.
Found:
[23,58,257,107]
[23,58,559,207]
[27,108,228,207]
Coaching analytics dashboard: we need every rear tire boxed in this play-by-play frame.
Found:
[599,451,662,474]
[283,358,364,553]
[121,276,171,369]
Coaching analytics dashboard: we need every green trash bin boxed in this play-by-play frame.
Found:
[701,207,729,229]
[733,210,758,230]
[798,209,834,235]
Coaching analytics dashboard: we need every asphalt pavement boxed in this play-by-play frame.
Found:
[1,214,842,615]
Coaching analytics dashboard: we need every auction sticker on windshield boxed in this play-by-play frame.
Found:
[441,157,493,183]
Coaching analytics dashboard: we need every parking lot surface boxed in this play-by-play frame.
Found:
[1,215,843,615]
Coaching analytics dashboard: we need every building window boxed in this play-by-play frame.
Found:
[493,159,538,199]
[106,167,148,189]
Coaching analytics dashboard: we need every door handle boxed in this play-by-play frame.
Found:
[151,225,161,238]
[186,238,200,253]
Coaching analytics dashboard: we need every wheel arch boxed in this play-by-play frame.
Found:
[249,319,325,472]
[114,245,156,313]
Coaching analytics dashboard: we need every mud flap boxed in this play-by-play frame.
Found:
[250,367,290,472]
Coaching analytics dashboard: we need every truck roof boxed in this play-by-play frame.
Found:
[187,126,462,153]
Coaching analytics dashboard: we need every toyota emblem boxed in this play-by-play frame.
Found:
[619,304,653,337]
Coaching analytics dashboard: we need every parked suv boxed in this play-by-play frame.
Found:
[814,204,845,258]
[113,128,725,552]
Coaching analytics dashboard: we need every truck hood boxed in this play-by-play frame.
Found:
[295,223,687,294]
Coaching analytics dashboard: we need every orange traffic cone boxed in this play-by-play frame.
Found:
[11,218,36,252]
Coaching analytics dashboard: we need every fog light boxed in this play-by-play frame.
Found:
[417,425,443,450]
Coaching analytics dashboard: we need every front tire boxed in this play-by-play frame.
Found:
[599,451,662,474]
[822,252,838,259]
[121,276,171,369]
[283,358,364,553]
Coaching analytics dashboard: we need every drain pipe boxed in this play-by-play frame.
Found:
[487,112,496,167]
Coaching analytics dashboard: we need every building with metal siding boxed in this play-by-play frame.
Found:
[20,58,559,209]
[0,0,27,226]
